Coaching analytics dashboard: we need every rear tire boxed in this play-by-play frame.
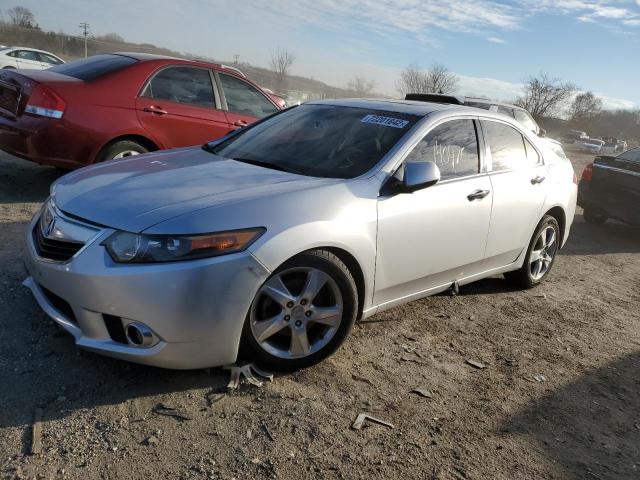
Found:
[583,207,607,225]
[504,215,560,289]
[241,249,358,372]
[96,140,148,163]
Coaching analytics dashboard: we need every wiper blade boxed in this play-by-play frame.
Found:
[231,157,301,175]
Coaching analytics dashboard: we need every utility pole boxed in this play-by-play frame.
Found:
[233,54,239,65]
[79,22,90,57]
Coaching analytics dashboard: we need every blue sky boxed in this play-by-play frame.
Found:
[4,0,640,109]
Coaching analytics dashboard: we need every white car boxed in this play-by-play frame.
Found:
[23,99,578,371]
[0,47,64,70]
[574,138,604,154]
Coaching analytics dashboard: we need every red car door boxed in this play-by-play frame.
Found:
[135,65,231,148]
[216,72,279,130]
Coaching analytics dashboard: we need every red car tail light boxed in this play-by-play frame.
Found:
[25,85,66,119]
[581,163,593,182]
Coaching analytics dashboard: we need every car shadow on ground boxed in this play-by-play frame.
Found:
[0,155,63,204]
[562,214,640,256]
[0,293,232,438]
[501,351,640,480]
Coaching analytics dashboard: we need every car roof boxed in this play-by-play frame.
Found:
[464,96,527,111]
[307,98,484,116]
[113,52,246,77]
[0,46,60,56]
[403,93,530,115]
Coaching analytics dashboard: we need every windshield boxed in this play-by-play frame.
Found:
[210,104,419,178]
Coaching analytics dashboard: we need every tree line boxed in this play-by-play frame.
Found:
[2,6,638,141]
[394,63,639,142]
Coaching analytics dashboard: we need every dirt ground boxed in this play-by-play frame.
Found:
[1,149,639,480]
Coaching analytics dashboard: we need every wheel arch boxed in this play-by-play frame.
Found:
[544,205,566,247]
[93,134,160,163]
[321,247,366,321]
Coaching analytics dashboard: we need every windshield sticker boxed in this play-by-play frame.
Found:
[360,114,409,129]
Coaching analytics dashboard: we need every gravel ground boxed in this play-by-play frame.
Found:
[1,150,639,480]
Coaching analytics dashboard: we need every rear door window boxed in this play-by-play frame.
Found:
[482,120,528,172]
[219,73,278,118]
[38,53,63,65]
[513,109,539,134]
[16,50,40,61]
[142,66,215,108]
[524,138,542,165]
[405,119,480,180]
[49,54,137,81]
[497,105,515,118]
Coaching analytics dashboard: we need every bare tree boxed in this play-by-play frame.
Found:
[396,63,458,96]
[568,91,603,122]
[514,73,577,119]
[270,47,295,90]
[7,6,38,29]
[348,75,376,97]
[396,64,429,96]
[424,64,458,94]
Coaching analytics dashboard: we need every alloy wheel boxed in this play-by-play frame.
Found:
[249,267,343,359]
[529,225,558,280]
[112,150,141,159]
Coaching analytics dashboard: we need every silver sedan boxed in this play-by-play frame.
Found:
[23,99,577,371]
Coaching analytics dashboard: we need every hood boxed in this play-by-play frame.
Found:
[53,147,337,232]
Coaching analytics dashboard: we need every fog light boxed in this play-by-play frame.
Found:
[125,322,155,347]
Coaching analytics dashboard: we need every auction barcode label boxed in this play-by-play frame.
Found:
[360,114,409,129]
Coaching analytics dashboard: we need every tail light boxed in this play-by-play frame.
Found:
[25,85,66,119]
[573,172,577,184]
[581,163,593,182]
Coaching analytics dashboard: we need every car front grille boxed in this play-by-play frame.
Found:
[32,220,84,262]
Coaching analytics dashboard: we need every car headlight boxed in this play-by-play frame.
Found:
[102,228,265,263]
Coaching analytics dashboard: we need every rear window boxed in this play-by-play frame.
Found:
[49,54,137,81]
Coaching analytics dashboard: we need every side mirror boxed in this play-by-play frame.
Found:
[538,128,547,137]
[402,161,441,193]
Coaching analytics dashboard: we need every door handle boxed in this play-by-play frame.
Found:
[530,175,546,185]
[467,189,491,201]
[143,105,168,115]
[233,120,248,128]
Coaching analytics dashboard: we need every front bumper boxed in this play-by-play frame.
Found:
[23,211,271,369]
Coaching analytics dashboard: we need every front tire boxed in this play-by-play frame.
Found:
[241,249,358,371]
[96,140,148,163]
[504,215,560,289]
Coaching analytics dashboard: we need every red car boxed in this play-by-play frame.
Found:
[0,53,284,168]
